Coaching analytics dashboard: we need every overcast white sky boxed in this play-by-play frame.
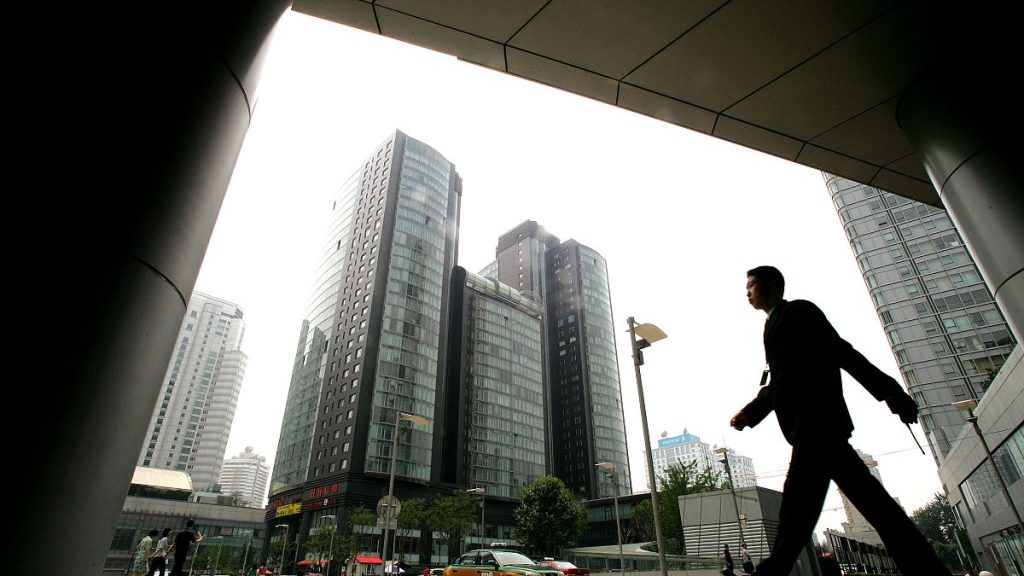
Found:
[198,11,943,541]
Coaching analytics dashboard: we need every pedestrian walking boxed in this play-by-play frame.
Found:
[730,266,952,576]
[147,528,172,576]
[740,542,754,575]
[134,530,159,576]
[169,520,205,576]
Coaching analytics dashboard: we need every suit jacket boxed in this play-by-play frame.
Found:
[740,299,903,445]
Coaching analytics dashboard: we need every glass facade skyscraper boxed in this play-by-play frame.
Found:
[269,131,462,538]
[445,268,547,500]
[825,174,1016,461]
[490,222,632,500]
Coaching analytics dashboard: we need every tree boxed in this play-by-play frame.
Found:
[395,498,428,562]
[656,460,725,554]
[268,538,295,575]
[512,476,586,557]
[428,491,478,563]
[305,526,349,574]
[626,498,655,544]
[911,493,971,572]
[348,506,376,555]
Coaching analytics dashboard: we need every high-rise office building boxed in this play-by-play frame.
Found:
[650,431,756,491]
[218,447,270,507]
[490,222,632,500]
[839,449,885,546]
[825,174,1015,461]
[444,267,547,500]
[138,292,247,492]
[269,130,462,556]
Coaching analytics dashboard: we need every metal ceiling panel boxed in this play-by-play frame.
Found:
[509,0,724,79]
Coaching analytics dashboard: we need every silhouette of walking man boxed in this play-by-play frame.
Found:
[730,266,951,576]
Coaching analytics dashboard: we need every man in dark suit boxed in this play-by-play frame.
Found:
[730,266,951,576]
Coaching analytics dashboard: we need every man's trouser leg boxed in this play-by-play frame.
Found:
[170,554,186,576]
[755,443,830,575]
[831,443,952,576]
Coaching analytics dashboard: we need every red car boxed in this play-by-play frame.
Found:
[536,560,588,576]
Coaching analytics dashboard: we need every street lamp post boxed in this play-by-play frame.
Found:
[467,488,486,546]
[596,462,625,575]
[953,400,1024,533]
[241,530,253,576]
[714,447,745,546]
[627,317,669,576]
[212,536,225,576]
[382,411,428,574]
[322,515,337,576]
[275,525,289,576]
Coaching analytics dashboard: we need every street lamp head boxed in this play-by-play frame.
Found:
[398,412,429,427]
[595,462,616,471]
[466,487,486,495]
[634,323,667,345]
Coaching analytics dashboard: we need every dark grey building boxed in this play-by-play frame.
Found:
[268,130,463,566]
[444,267,548,500]
[488,222,632,500]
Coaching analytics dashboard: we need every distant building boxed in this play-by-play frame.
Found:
[138,292,248,492]
[650,431,756,490]
[218,447,270,507]
[679,486,821,576]
[490,221,632,500]
[838,449,885,546]
[823,528,897,575]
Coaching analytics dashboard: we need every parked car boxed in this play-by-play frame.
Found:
[443,549,562,576]
[430,569,445,576]
[535,560,588,576]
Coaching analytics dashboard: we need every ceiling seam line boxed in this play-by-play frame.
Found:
[722,4,897,113]
[506,0,555,45]
[805,89,906,142]
[374,6,509,46]
[619,0,734,81]
[618,80,718,117]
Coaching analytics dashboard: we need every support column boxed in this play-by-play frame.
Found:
[13,2,291,574]
[897,77,1024,343]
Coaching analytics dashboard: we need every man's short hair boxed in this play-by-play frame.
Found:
[185,519,195,528]
[747,265,785,298]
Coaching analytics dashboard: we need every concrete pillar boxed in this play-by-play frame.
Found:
[897,78,1024,343]
[12,2,291,574]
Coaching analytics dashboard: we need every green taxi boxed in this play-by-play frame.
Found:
[443,549,564,576]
